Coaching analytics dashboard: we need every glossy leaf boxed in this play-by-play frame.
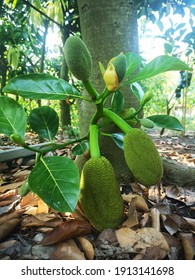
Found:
[3,73,80,100]
[0,96,26,137]
[111,91,124,113]
[28,156,80,213]
[29,106,59,140]
[128,55,192,83]
[72,140,89,156]
[147,115,184,131]
[111,133,124,149]
[125,52,142,78]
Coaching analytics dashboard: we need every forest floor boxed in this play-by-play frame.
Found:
[0,130,195,260]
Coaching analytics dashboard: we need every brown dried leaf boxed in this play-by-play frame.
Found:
[21,213,62,229]
[0,198,20,215]
[0,181,24,193]
[179,233,195,260]
[166,185,195,206]
[163,232,182,260]
[0,218,20,241]
[151,208,160,231]
[20,192,39,207]
[77,236,94,260]
[133,245,168,260]
[0,209,25,225]
[122,198,139,228]
[50,240,86,260]
[148,185,165,203]
[122,193,149,212]
[116,227,170,254]
[37,199,49,214]
[41,219,91,245]
[161,214,179,235]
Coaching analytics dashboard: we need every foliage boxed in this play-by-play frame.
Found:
[1,36,192,222]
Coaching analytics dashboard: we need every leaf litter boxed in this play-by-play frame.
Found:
[0,132,195,260]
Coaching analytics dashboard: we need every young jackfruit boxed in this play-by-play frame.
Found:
[64,36,92,81]
[80,156,124,231]
[124,128,163,186]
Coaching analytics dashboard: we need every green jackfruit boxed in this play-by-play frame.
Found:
[64,36,92,81]
[140,118,155,128]
[80,156,124,231]
[124,128,163,186]
[111,53,127,82]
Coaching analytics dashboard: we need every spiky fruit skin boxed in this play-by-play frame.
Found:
[124,128,163,186]
[80,156,124,231]
[112,53,127,82]
[64,36,92,81]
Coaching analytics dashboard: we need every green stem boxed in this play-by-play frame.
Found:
[89,124,100,158]
[20,136,88,155]
[103,108,132,134]
[82,80,99,100]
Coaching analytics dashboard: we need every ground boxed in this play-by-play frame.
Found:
[0,130,195,260]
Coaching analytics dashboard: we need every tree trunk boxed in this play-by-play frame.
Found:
[76,0,139,183]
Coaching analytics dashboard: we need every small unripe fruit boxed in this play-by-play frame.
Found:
[124,128,163,186]
[64,36,92,81]
[140,118,155,128]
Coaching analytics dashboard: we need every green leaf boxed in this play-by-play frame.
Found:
[111,133,124,150]
[72,140,89,156]
[3,73,81,100]
[111,91,124,113]
[125,52,142,78]
[147,115,184,131]
[130,82,144,101]
[0,96,26,137]
[29,106,59,140]
[129,55,192,83]
[28,156,80,212]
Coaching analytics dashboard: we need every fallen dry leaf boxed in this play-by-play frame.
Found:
[21,213,62,230]
[179,233,195,260]
[77,236,94,260]
[0,218,20,240]
[166,185,195,206]
[50,240,86,260]
[41,219,91,245]
[116,227,170,256]
[151,208,160,231]
[122,198,139,228]
[0,181,24,193]
[0,209,25,225]
[133,245,168,260]
[163,232,182,260]
[122,193,149,212]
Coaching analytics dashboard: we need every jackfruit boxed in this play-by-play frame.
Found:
[140,118,155,128]
[124,128,163,186]
[111,53,127,82]
[64,36,92,81]
[80,156,124,231]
